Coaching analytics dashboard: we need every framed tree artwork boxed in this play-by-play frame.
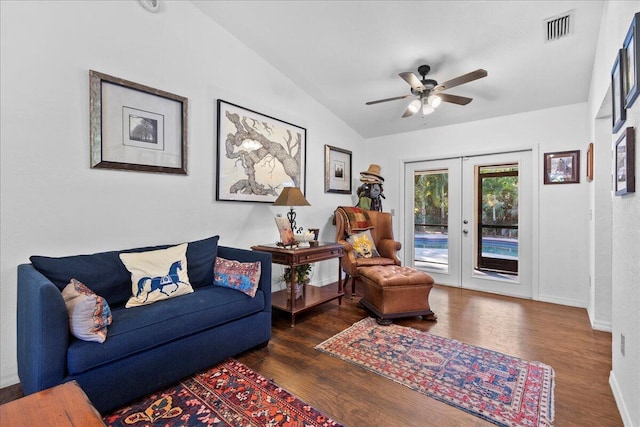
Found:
[216,100,306,203]
[324,145,352,194]
[615,127,635,196]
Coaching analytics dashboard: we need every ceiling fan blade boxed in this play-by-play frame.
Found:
[434,69,487,92]
[366,94,412,105]
[438,93,473,105]
[399,72,425,92]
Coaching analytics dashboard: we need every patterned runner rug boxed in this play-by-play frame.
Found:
[104,359,343,427]
[316,317,554,427]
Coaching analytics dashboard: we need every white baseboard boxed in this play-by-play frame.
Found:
[536,294,585,308]
[591,319,612,332]
[587,306,613,332]
[1,368,19,389]
[610,370,635,427]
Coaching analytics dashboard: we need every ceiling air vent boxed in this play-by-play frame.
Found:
[544,10,574,42]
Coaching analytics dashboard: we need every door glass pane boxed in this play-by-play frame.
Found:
[414,170,449,271]
[477,165,518,273]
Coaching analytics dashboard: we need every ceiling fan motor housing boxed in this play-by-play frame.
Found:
[417,64,431,76]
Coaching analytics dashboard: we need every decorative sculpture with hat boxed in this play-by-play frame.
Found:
[356,164,385,211]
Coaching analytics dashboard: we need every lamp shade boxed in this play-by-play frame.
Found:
[273,187,310,207]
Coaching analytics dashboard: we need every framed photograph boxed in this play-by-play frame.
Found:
[612,49,627,134]
[624,13,640,108]
[89,70,188,174]
[216,100,306,203]
[543,150,580,184]
[324,145,352,194]
[587,142,594,182]
[615,127,636,196]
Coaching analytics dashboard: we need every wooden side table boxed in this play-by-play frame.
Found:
[251,242,344,327]
[0,381,105,426]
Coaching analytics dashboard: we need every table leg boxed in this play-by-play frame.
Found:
[338,256,343,305]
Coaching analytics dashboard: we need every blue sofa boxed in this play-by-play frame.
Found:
[17,235,272,413]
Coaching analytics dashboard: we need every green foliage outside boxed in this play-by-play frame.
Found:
[414,168,519,238]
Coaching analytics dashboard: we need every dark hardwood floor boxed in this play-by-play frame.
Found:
[1,284,622,426]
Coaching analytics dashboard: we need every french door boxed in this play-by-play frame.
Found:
[404,151,534,298]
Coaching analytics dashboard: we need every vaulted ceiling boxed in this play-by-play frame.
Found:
[192,1,604,138]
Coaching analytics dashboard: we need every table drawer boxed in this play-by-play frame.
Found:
[293,247,343,264]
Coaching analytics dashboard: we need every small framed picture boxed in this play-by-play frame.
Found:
[543,150,580,184]
[612,49,627,134]
[89,70,188,174]
[624,13,640,108]
[615,127,636,196]
[587,143,594,182]
[324,145,352,194]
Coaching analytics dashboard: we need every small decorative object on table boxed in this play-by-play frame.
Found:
[308,228,320,246]
[294,230,315,248]
[275,215,297,248]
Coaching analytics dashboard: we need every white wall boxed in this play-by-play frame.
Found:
[366,103,591,307]
[0,0,365,387]
[589,2,640,426]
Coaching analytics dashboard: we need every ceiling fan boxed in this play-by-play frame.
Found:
[366,65,488,118]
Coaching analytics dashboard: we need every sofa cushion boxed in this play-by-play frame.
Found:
[214,257,261,297]
[30,236,219,306]
[62,279,112,343]
[66,285,264,375]
[185,235,219,289]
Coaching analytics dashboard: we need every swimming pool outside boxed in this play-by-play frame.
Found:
[414,233,518,264]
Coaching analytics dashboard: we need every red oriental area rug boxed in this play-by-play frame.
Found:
[316,317,554,427]
[104,359,343,427]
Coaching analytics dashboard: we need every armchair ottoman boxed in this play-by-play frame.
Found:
[358,265,437,325]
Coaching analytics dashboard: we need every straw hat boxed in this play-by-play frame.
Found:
[360,164,384,182]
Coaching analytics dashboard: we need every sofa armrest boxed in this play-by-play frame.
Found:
[218,246,272,310]
[17,264,69,394]
[377,238,402,265]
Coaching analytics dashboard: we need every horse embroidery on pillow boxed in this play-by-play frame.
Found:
[136,260,188,303]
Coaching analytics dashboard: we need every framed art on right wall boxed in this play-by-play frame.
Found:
[624,12,640,108]
[615,127,635,196]
[612,49,627,134]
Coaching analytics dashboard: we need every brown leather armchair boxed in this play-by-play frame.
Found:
[334,207,401,296]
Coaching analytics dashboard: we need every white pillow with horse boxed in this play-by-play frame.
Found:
[120,243,193,308]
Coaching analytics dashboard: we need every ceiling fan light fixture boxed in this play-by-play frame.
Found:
[428,95,442,108]
[408,99,421,113]
[422,99,435,115]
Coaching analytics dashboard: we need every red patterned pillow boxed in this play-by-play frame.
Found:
[214,257,261,297]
